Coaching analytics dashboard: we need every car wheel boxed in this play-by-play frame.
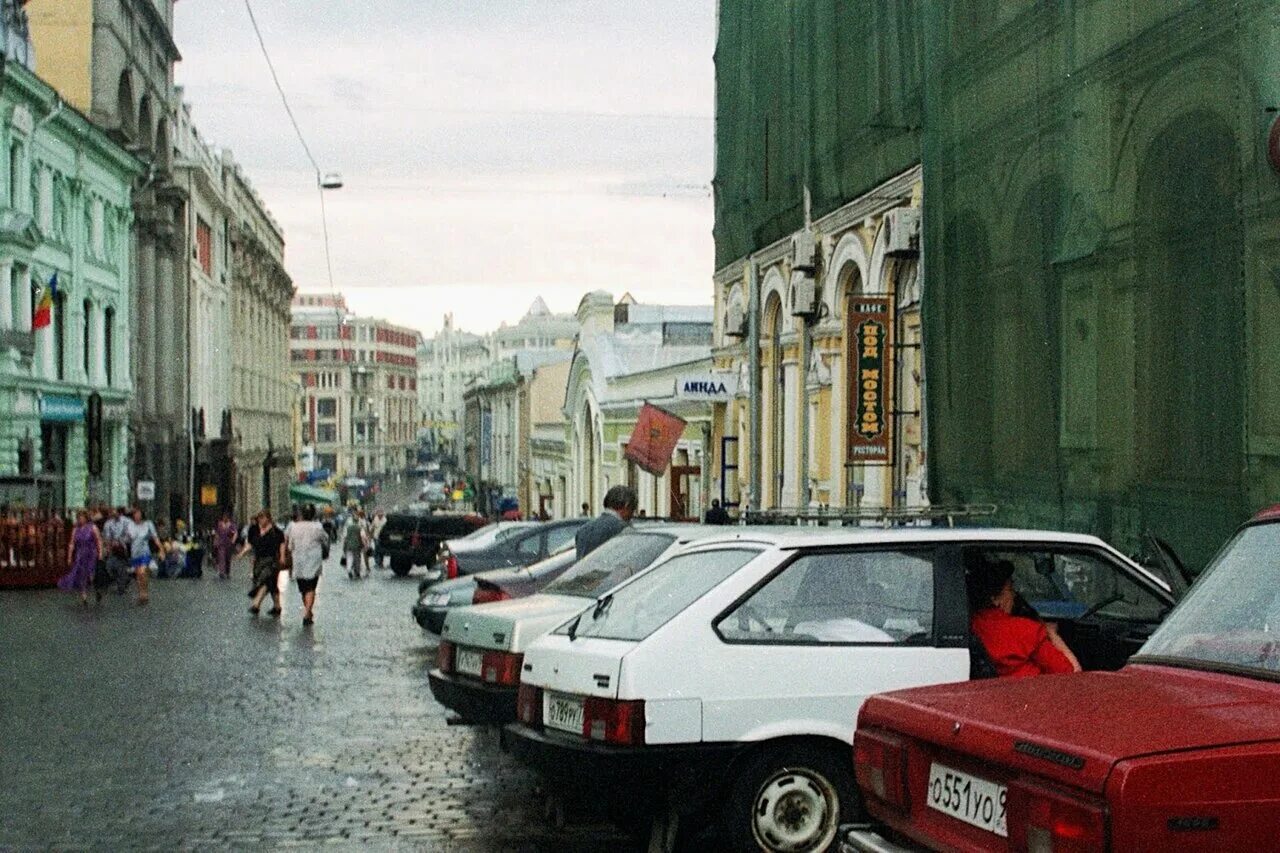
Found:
[390,558,412,577]
[726,743,858,853]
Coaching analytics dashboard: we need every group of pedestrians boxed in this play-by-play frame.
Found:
[59,506,162,606]
[239,505,329,626]
[339,509,386,580]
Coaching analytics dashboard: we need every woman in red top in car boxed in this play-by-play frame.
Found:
[968,558,1081,678]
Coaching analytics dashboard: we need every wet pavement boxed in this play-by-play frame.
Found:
[0,553,631,851]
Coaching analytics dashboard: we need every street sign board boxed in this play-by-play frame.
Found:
[675,373,738,401]
[136,481,156,501]
[847,297,892,464]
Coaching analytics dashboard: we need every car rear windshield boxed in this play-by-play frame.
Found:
[542,532,676,598]
[556,547,762,642]
[1138,523,1280,677]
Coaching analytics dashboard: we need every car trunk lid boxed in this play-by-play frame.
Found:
[862,664,1280,795]
[441,593,589,653]
[520,632,632,700]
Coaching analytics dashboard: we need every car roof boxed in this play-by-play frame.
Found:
[670,525,1116,550]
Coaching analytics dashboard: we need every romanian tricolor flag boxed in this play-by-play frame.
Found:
[32,273,55,330]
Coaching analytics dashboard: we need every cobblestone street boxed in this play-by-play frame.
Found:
[0,556,630,851]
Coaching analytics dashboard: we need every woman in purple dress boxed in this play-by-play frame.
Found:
[213,512,237,579]
[59,510,103,605]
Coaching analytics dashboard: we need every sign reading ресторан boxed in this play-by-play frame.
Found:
[674,373,738,401]
[848,297,892,464]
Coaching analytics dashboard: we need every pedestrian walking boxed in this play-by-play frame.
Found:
[370,510,387,569]
[240,509,286,617]
[102,506,132,595]
[213,511,237,579]
[340,510,368,579]
[285,504,328,626]
[575,485,637,560]
[124,507,161,606]
[58,510,103,606]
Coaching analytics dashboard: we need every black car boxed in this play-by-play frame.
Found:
[378,511,487,576]
[438,518,588,577]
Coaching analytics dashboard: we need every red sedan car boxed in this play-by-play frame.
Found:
[845,509,1280,852]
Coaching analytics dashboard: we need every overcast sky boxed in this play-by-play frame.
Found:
[172,1,716,337]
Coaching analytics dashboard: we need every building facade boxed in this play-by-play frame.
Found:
[714,1,1280,567]
[292,293,419,481]
[559,292,716,521]
[173,96,234,525]
[419,297,575,463]
[226,157,293,520]
[0,46,141,510]
[29,0,189,525]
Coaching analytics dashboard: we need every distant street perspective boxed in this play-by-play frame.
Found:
[4,1,1280,851]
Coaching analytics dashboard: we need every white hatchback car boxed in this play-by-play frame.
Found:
[503,527,1178,852]
[430,524,732,721]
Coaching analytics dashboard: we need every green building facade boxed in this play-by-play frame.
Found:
[714,0,1280,568]
[0,59,141,510]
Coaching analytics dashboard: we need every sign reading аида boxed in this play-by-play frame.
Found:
[848,297,892,464]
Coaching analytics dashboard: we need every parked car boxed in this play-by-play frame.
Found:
[412,547,576,633]
[433,517,588,578]
[377,511,488,576]
[414,521,539,591]
[431,524,723,722]
[842,513,1274,853]
[503,527,1179,852]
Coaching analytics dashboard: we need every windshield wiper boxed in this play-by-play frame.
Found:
[592,593,614,620]
[567,612,583,641]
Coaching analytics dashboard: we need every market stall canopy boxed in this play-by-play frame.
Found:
[289,484,339,507]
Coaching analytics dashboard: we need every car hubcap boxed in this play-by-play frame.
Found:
[751,767,838,852]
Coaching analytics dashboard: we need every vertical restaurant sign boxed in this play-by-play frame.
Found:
[848,297,892,463]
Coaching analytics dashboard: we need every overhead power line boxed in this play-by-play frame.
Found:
[243,0,337,293]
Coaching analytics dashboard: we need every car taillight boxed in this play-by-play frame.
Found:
[854,728,909,811]
[446,554,459,579]
[1007,779,1107,853]
[472,585,511,605]
[582,697,645,745]
[480,650,523,686]
[410,532,421,548]
[517,683,543,726]
[436,640,455,673]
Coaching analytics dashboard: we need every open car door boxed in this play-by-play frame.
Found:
[1140,531,1192,600]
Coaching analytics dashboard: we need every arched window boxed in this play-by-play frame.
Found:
[764,293,785,506]
[995,176,1065,484]
[82,298,91,379]
[1135,111,1242,486]
[53,287,65,380]
[137,95,153,152]
[104,306,115,385]
[116,71,136,139]
[841,262,866,503]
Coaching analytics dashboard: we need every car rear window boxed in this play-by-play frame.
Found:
[542,532,676,598]
[557,547,761,642]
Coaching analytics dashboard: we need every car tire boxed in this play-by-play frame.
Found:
[390,558,412,577]
[725,742,859,853]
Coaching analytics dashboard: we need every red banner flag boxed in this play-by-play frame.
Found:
[624,403,687,477]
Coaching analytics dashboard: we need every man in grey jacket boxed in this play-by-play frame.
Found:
[575,485,638,559]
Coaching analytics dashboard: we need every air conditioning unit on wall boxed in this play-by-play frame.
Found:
[884,207,921,257]
[792,229,818,275]
[790,271,818,318]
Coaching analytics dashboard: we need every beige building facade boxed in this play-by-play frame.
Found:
[712,167,926,514]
